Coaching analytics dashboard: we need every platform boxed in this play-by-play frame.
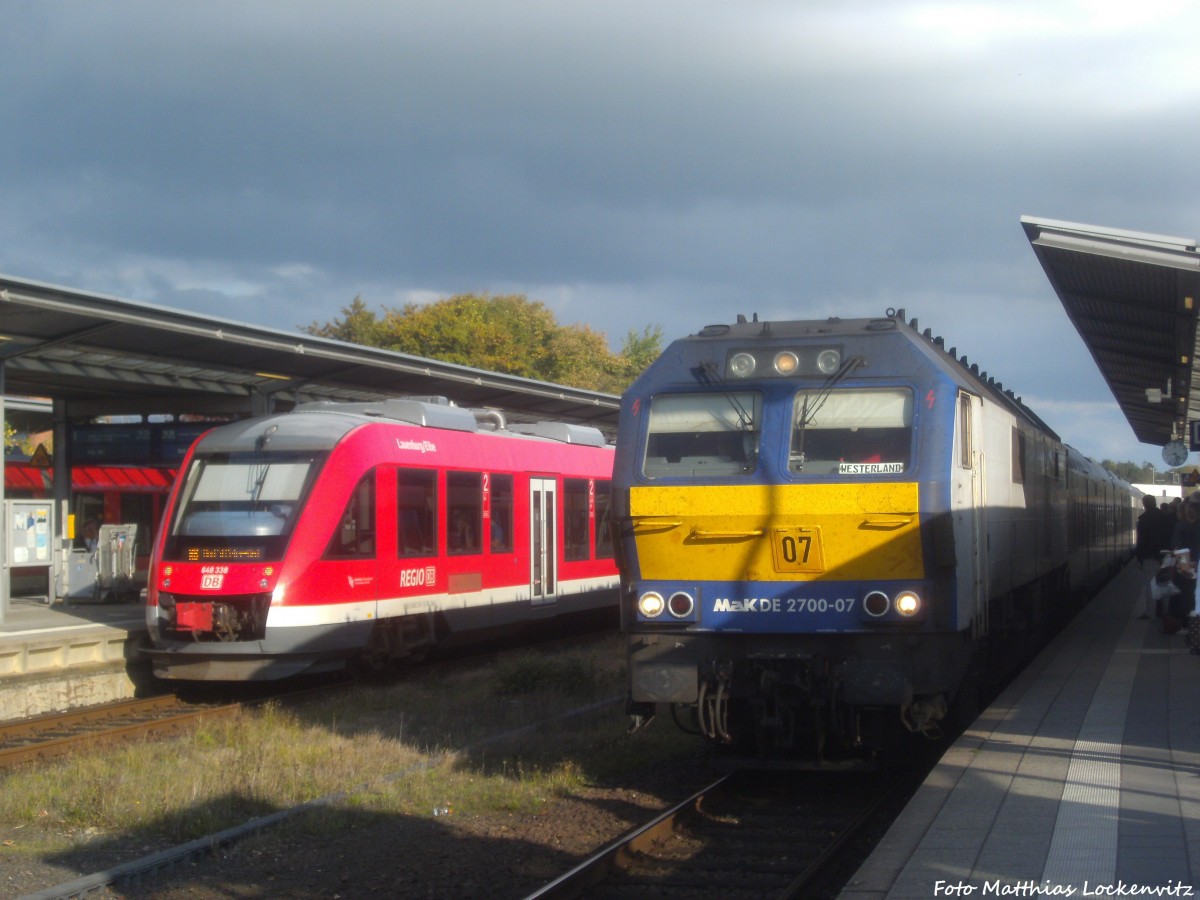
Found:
[842,560,1199,897]
[0,596,151,719]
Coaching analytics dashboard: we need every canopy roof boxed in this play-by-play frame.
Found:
[0,274,619,430]
[1021,216,1200,448]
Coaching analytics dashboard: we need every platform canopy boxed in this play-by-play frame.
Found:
[1022,216,1200,449]
[0,273,619,430]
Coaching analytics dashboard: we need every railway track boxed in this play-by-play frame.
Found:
[0,618,617,775]
[526,768,906,900]
[0,694,245,770]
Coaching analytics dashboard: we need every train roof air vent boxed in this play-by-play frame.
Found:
[508,422,607,447]
[294,397,477,432]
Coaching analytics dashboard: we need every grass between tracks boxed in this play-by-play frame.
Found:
[0,634,694,858]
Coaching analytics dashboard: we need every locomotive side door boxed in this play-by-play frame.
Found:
[954,390,988,638]
[529,477,557,606]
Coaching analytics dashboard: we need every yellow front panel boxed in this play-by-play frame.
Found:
[629,482,924,582]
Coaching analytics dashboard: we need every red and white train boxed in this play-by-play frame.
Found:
[142,397,618,680]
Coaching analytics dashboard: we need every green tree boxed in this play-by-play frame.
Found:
[1101,460,1160,483]
[305,296,385,346]
[615,325,665,383]
[304,293,661,393]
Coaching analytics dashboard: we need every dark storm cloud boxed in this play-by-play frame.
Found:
[2,0,1199,463]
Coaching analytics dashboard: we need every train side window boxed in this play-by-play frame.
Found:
[594,480,614,559]
[326,473,375,559]
[490,473,513,553]
[398,469,437,557]
[564,478,589,561]
[447,471,482,555]
[1011,427,1026,484]
[957,392,973,469]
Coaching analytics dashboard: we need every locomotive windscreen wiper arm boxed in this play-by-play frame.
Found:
[693,362,754,430]
[792,355,866,468]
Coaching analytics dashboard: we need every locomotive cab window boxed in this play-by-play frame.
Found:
[789,387,913,475]
[957,391,973,469]
[642,392,762,478]
[164,453,319,564]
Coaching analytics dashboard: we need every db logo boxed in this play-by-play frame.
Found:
[201,574,225,590]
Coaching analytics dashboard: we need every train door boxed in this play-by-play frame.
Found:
[530,477,557,606]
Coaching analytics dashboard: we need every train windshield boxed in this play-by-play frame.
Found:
[162,452,324,561]
[789,387,913,475]
[642,391,762,478]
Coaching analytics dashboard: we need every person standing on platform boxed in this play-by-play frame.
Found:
[1167,494,1200,633]
[1136,495,1168,619]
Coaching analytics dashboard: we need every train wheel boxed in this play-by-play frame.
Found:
[349,625,393,677]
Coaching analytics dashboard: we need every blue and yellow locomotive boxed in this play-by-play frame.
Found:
[614,310,1136,764]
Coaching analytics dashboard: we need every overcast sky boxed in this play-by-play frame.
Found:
[3,1,1198,470]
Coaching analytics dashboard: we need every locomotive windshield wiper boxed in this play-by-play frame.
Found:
[792,355,865,469]
[796,354,866,425]
[693,362,754,430]
[246,462,270,510]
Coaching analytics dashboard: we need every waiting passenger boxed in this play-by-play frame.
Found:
[80,518,100,554]
[1136,496,1167,619]
[1166,494,1200,632]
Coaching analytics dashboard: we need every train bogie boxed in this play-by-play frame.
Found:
[614,311,1134,765]
[143,398,618,680]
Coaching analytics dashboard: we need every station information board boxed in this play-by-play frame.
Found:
[70,423,211,464]
[5,500,54,568]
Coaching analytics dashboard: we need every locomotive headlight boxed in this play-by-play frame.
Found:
[895,591,921,617]
[638,591,666,618]
[773,351,799,375]
[816,349,841,374]
[728,352,757,378]
[667,591,695,618]
[863,591,890,617]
